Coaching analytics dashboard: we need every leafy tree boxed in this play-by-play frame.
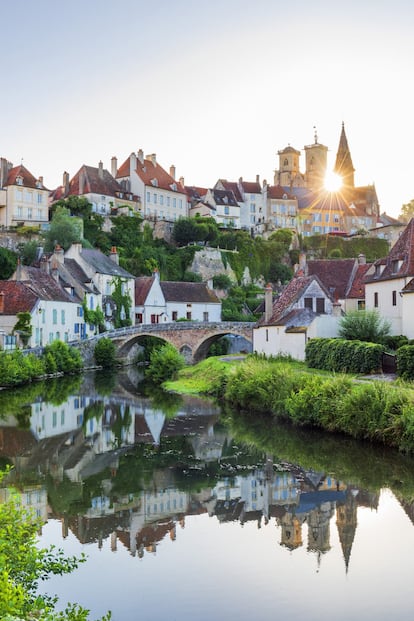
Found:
[43,206,82,251]
[19,240,39,266]
[94,337,116,368]
[338,309,391,344]
[146,343,185,383]
[13,312,32,347]
[109,213,143,252]
[399,199,414,223]
[268,228,293,246]
[213,274,233,290]
[0,247,18,279]
[173,217,201,246]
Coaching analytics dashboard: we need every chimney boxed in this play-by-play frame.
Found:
[63,171,70,194]
[129,152,137,177]
[153,268,160,281]
[98,161,104,180]
[358,253,366,265]
[110,246,119,265]
[51,260,59,282]
[137,149,144,164]
[111,156,117,178]
[40,255,50,274]
[256,174,260,184]
[170,165,176,180]
[38,176,43,186]
[79,170,84,195]
[264,283,273,322]
[333,302,342,317]
[148,153,157,167]
[54,244,64,264]
[0,291,4,314]
[298,252,308,275]
[16,258,22,282]
[179,176,185,187]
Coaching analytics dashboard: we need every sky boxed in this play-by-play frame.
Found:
[1,0,413,218]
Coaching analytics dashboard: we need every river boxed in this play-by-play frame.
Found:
[2,367,414,620]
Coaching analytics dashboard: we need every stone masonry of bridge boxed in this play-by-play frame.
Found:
[75,322,254,366]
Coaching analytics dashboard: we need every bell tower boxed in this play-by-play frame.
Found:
[304,127,328,191]
[334,122,355,189]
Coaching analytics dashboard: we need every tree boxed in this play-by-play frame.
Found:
[0,247,18,279]
[19,240,39,266]
[94,337,116,368]
[146,343,185,383]
[43,206,82,251]
[338,309,391,344]
[13,312,32,347]
[399,199,414,223]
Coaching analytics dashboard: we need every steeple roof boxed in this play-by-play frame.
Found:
[334,122,355,188]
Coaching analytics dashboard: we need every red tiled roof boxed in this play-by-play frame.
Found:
[217,180,243,202]
[347,263,372,298]
[262,275,317,324]
[67,164,133,199]
[366,218,414,282]
[307,259,356,300]
[160,281,220,303]
[135,276,155,305]
[240,180,261,194]
[6,164,48,190]
[118,154,185,194]
[0,280,38,314]
[267,185,296,200]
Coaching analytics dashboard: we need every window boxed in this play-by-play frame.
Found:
[17,206,23,218]
[167,196,170,206]
[74,323,80,334]
[186,311,192,320]
[153,193,157,204]
[314,213,322,222]
[392,290,397,306]
[224,206,230,215]
[146,192,150,202]
[316,298,325,313]
[266,329,269,342]
[52,309,57,324]
[172,311,178,321]
[37,193,43,204]
[203,312,209,322]
[77,306,83,317]
[27,208,32,219]
[374,292,378,307]
[304,297,313,310]
[173,198,176,208]
[136,313,143,323]
[250,204,256,213]
[61,310,65,325]
[151,314,159,324]
[160,195,164,205]
[358,300,366,310]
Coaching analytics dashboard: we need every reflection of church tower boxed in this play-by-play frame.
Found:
[334,122,355,189]
[280,512,303,550]
[336,490,358,572]
[307,502,334,554]
[304,128,328,191]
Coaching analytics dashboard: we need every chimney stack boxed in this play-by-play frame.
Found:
[264,283,273,323]
[98,161,104,180]
[170,165,176,180]
[63,171,70,194]
[358,253,366,265]
[0,291,4,314]
[137,149,144,164]
[179,176,185,187]
[54,244,64,264]
[110,246,119,265]
[40,255,50,274]
[148,153,157,167]
[256,174,260,184]
[111,156,118,178]
[130,152,137,176]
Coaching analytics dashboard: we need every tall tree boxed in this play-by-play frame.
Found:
[399,199,414,223]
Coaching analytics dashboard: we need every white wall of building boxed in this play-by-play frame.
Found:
[365,278,405,335]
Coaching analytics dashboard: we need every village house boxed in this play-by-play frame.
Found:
[214,177,265,231]
[0,158,49,229]
[135,271,221,324]
[116,151,188,224]
[253,274,341,360]
[200,188,240,229]
[365,218,414,337]
[51,161,141,217]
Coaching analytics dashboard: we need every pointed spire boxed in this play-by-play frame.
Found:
[334,122,355,188]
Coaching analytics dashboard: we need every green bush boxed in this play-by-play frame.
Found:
[146,343,185,384]
[306,338,384,374]
[397,345,414,380]
[94,338,116,368]
[43,341,83,373]
[338,309,391,344]
[384,335,409,351]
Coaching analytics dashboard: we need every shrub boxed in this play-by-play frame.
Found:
[384,335,409,351]
[397,345,414,380]
[43,341,83,374]
[306,338,384,374]
[338,309,391,344]
[94,338,116,368]
[146,343,185,384]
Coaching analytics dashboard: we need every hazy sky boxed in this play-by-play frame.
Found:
[1,0,413,217]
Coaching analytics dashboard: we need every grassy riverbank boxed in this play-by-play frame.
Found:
[165,355,414,453]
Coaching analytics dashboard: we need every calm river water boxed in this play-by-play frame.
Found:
[2,367,414,620]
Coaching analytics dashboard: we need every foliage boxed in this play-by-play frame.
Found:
[212,274,233,290]
[397,345,414,380]
[268,228,293,245]
[164,355,237,396]
[207,337,230,357]
[52,196,106,248]
[173,217,219,246]
[19,240,40,266]
[0,247,18,279]
[182,271,202,282]
[109,213,143,251]
[94,338,116,368]
[43,341,83,374]
[338,309,391,343]
[383,334,409,351]
[399,199,414,223]
[305,337,385,374]
[110,277,132,328]
[221,284,261,321]
[302,234,389,261]
[0,469,111,620]
[146,343,185,384]
[43,206,82,252]
[82,298,105,334]
[13,312,32,347]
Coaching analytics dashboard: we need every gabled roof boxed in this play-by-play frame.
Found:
[267,185,296,200]
[216,180,243,202]
[0,280,38,314]
[262,275,332,325]
[160,281,220,304]
[210,188,238,207]
[346,263,372,298]
[184,186,208,202]
[366,218,414,282]
[19,267,75,303]
[135,276,155,305]
[307,259,357,300]
[80,249,134,279]
[5,164,48,191]
[63,258,98,295]
[66,164,134,199]
[118,154,185,194]
[240,180,261,195]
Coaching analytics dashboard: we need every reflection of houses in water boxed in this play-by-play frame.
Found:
[0,484,48,523]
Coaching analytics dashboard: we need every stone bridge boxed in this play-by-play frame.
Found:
[76,321,254,365]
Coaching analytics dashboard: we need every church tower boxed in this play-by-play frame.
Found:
[274,145,305,187]
[304,127,328,191]
[334,122,355,188]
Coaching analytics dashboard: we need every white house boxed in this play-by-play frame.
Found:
[253,275,341,360]
[135,271,221,324]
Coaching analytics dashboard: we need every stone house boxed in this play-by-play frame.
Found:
[0,159,49,229]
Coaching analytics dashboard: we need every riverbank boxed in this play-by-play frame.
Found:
[165,355,414,453]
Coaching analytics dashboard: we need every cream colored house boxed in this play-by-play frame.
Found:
[253,276,341,360]
[0,159,49,228]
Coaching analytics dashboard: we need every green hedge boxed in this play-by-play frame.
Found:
[305,337,384,374]
[397,345,414,380]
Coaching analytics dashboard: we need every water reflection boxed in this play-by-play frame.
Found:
[3,370,414,619]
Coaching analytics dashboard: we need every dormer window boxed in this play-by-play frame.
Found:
[151,178,158,187]
[391,259,402,274]
[170,183,177,191]
[16,175,23,186]
[375,264,383,278]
